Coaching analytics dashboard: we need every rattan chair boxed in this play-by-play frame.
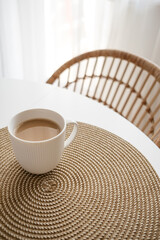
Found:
[47,49,160,147]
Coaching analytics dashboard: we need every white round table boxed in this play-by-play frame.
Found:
[0,78,159,177]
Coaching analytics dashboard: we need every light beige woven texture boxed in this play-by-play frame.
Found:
[0,123,159,240]
[47,49,160,147]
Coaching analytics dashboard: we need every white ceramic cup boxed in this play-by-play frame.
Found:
[8,108,78,174]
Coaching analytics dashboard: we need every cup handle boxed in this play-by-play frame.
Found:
[64,120,78,148]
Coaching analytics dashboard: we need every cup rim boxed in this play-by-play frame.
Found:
[8,108,66,143]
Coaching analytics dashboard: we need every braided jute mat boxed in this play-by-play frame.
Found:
[0,122,159,240]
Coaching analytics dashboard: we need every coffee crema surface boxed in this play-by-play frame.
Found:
[15,119,61,141]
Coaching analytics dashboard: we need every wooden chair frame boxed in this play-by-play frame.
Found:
[47,49,160,148]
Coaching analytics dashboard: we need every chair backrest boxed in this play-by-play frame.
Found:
[47,49,160,146]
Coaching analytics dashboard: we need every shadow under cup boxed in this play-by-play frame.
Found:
[8,109,68,174]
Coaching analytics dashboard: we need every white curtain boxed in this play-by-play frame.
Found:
[0,0,160,82]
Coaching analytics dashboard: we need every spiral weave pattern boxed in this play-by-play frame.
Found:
[0,123,159,239]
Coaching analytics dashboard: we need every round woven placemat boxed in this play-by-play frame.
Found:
[0,122,159,240]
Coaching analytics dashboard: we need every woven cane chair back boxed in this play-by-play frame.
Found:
[47,50,160,147]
